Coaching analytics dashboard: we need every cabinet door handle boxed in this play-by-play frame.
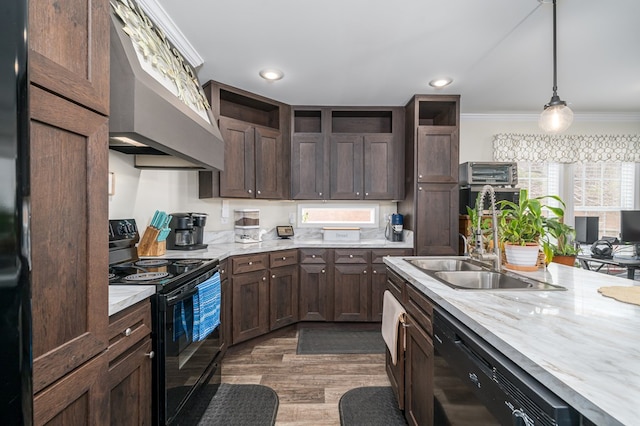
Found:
[356,192,360,196]
[418,187,423,191]
[263,277,267,281]
[321,269,325,274]
[124,328,132,337]
[419,174,423,179]
[319,192,322,196]
[363,270,367,274]
[257,190,261,195]
[272,274,276,279]
[365,192,369,196]
[248,189,253,194]
[146,351,155,359]
[221,269,225,274]
[373,270,378,274]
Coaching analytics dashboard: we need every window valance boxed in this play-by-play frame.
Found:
[493,134,640,163]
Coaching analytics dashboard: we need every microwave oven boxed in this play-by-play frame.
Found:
[460,186,520,215]
[459,162,518,186]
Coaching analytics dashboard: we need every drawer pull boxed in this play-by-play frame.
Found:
[248,261,253,265]
[124,328,132,337]
[282,256,286,260]
[349,254,353,258]
[146,351,155,359]
[312,255,316,258]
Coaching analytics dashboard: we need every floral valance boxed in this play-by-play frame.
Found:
[493,134,640,163]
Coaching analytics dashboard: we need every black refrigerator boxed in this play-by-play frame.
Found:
[0,0,32,424]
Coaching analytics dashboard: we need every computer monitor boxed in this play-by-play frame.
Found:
[575,216,599,244]
[620,210,640,257]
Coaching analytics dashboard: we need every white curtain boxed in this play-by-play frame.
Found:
[493,134,640,163]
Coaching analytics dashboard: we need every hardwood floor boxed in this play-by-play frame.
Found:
[221,324,389,425]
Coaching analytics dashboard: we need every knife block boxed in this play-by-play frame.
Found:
[138,226,166,256]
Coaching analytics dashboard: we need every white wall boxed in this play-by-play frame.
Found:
[109,116,640,230]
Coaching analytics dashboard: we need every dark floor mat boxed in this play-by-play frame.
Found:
[174,383,278,426]
[297,327,385,355]
[339,386,407,426]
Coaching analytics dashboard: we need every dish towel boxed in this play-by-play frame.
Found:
[192,272,221,342]
[381,290,406,365]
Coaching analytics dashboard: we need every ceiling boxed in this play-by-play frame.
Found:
[155,0,640,115]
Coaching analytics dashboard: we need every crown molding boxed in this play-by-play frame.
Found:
[461,112,640,122]
[136,0,204,68]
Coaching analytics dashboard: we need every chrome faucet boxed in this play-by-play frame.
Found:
[459,233,469,256]
[472,185,501,271]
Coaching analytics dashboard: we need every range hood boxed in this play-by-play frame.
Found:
[109,2,224,170]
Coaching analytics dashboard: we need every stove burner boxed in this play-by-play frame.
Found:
[124,272,171,282]
[108,273,116,280]
[136,259,170,267]
[175,259,203,266]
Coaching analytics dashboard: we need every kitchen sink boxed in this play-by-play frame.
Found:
[405,257,487,272]
[404,257,566,291]
[434,270,564,291]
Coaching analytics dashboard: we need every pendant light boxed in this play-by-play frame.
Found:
[538,0,573,133]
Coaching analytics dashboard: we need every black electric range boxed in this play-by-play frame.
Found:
[108,218,222,425]
[108,218,218,294]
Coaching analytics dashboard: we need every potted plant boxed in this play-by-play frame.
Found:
[542,217,580,266]
[497,189,565,269]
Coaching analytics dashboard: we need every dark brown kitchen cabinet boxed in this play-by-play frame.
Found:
[107,300,153,426]
[384,272,435,426]
[230,254,270,344]
[269,250,299,330]
[405,314,434,426]
[329,109,404,200]
[29,0,110,115]
[298,249,333,321]
[291,108,329,200]
[399,95,460,256]
[200,81,291,199]
[219,260,231,350]
[333,250,370,321]
[370,249,413,321]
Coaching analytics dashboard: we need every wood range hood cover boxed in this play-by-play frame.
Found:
[108,4,224,171]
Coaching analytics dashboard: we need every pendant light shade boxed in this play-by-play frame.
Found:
[539,0,573,133]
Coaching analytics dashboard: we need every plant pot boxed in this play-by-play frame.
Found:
[504,243,540,267]
[551,255,577,267]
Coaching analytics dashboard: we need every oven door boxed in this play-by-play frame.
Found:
[154,272,222,425]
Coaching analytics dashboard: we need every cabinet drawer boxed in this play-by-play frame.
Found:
[232,253,268,274]
[406,285,433,335]
[270,249,298,268]
[299,248,329,263]
[108,299,152,363]
[386,268,406,303]
[334,249,369,264]
[371,249,413,264]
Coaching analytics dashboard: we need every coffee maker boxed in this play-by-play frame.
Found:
[385,213,404,242]
[166,213,208,250]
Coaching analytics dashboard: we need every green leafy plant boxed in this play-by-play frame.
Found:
[497,189,565,245]
[542,217,580,262]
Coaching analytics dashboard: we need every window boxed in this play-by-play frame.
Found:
[518,161,637,237]
[297,204,379,228]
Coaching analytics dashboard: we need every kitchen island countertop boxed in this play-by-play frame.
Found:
[383,256,640,426]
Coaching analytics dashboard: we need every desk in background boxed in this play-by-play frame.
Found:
[577,254,640,280]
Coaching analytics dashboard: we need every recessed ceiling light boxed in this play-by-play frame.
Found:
[429,78,453,88]
[259,69,284,81]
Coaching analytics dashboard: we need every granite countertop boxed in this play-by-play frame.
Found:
[383,256,640,426]
[108,236,413,315]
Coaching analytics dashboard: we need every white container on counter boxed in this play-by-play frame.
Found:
[234,209,260,227]
[322,227,360,242]
[235,226,261,243]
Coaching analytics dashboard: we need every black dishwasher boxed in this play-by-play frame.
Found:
[433,307,580,426]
